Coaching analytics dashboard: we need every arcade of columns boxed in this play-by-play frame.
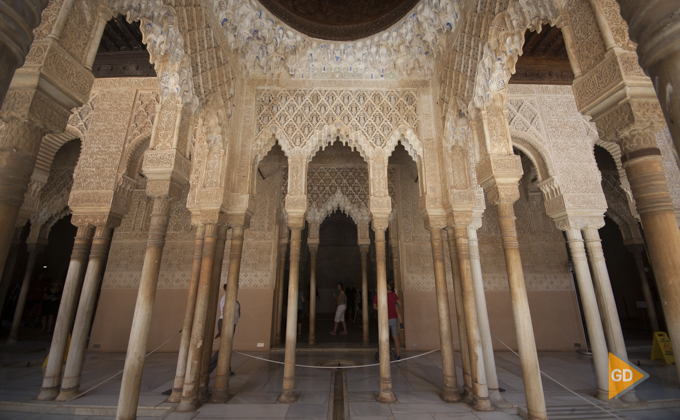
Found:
[0,1,680,420]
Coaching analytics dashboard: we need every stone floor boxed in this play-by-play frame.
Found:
[0,328,679,420]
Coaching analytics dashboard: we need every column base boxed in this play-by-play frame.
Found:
[362,340,370,347]
[54,388,80,402]
[209,387,230,403]
[489,388,511,407]
[165,388,183,403]
[198,387,210,404]
[596,389,610,402]
[36,387,59,401]
[6,337,18,344]
[277,390,299,403]
[440,387,462,402]
[308,338,316,346]
[621,390,641,403]
[472,396,493,411]
[376,390,397,403]
[461,386,474,404]
[175,396,199,412]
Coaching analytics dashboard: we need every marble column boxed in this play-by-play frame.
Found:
[212,225,246,403]
[0,0,48,104]
[116,198,172,420]
[176,223,219,412]
[274,240,287,346]
[627,244,660,332]
[360,244,370,347]
[492,194,547,420]
[445,227,473,401]
[307,242,318,346]
[37,224,93,401]
[617,0,680,150]
[7,240,44,342]
[621,147,680,381]
[167,225,205,402]
[564,228,609,400]
[468,221,505,405]
[374,224,397,403]
[56,226,112,400]
[198,225,227,402]
[428,224,460,403]
[452,223,492,411]
[278,226,303,403]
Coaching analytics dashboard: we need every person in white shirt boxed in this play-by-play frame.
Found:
[210,284,240,374]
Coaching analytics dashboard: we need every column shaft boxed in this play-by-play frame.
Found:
[468,225,505,405]
[391,243,405,348]
[168,225,205,402]
[360,248,370,346]
[629,246,660,332]
[7,243,41,342]
[278,227,302,403]
[496,201,547,420]
[565,228,609,400]
[453,225,491,410]
[176,223,218,412]
[623,153,680,381]
[445,227,472,399]
[116,198,171,420]
[308,247,317,346]
[57,226,112,400]
[37,225,94,401]
[212,226,245,402]
[374,227,396,403]
[198,226,227,401]
[0,231,21,320]
[274,242,286,346]
[429,228,460,402]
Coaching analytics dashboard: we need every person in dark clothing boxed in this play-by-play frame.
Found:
[345,282,357,321]
[41,281,61,333]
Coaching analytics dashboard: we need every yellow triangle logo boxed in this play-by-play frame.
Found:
[609,352,649,399]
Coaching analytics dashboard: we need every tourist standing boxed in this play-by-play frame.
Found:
[331,282,348,335]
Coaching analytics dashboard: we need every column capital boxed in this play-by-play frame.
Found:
[423,209,447,231]
[197,210,228,226]
[308,242,319,253]
[70,213,122,229]
[226,210,252,229]
[476,155,523,196]
[447,211,474,228]
[485,184,520,206]
[285,194,307,229]
[359,244,370,254]
[596,100,665,154]
[553,215,605,232]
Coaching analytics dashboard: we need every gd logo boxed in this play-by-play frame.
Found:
[608,353,648,399]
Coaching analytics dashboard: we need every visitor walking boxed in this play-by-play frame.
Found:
[373,282,402,359]
[210,284,240,375]
[331,282,347,335]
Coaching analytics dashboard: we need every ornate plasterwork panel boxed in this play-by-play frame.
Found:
[566,0,607,75]
[655,127,680,224]
[307,167,370,224]
[253,86,422,160]
[210,0,461,79]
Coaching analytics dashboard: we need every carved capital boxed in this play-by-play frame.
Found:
[198,210,227,226]
[485,184,521,206]
[359,244,370,255]
[553,215,606,232]
[422,209,447,231]
[71,213,122,228]
[596,100,666,153]
[368,195,391,220]
[285,194,308,226]
[226,210,252,229]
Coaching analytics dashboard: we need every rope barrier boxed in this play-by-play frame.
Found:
[490,332,627,420]
[234,347,441,369]
[25,329,183,420]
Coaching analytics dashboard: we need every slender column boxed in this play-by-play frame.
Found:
[167,225,205,402]
[198,225,227,402]
[622,150,680,381]
[37,225,94,401]
[274,240,287,345]
[360,245,370,346]
[453,223,492,410]
[7,241,43,342]
[308,243,318,346]
[468,223,505,405]
[0,0,48,104]
[56,226,112,400]
[116,198,172,420]
[564,228,609,400]
[627,244,660,332]
[176,223,218,412]
[211,225,246,402]
[278,227,303,403]
[445,227,473,400]
[0,229,21,322]
[428,226,460,402]
[374,225,397,403]
[494,198,547,420]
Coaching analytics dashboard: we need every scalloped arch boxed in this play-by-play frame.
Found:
[510,129,555,182]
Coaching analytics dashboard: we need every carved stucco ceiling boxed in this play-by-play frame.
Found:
[257,0,421,41]
[92,16,156,78]
[510,24,574,85]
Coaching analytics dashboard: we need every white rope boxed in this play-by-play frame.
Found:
[25,329,183,420]
[234,348,441,369]
[490,332,627,420]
